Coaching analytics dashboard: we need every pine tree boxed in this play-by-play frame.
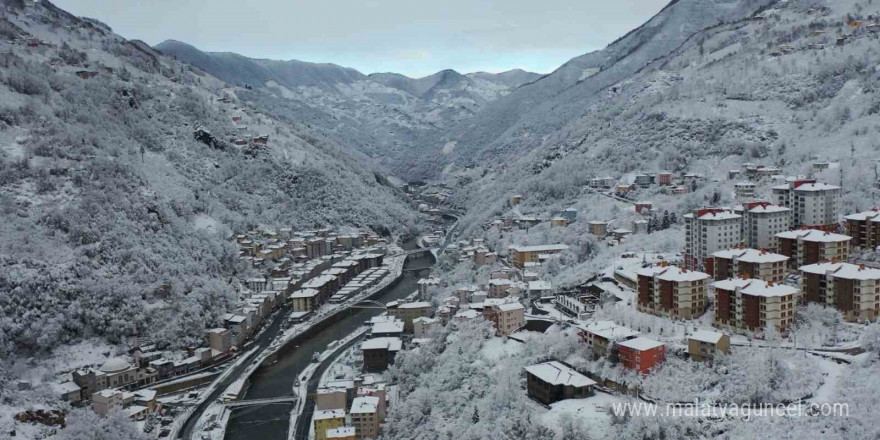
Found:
[472,407,480,424]
[662,210,670,230]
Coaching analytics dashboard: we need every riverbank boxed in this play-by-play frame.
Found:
[223,244,435,440]
[182,250,405,440]
[287,327,369,440]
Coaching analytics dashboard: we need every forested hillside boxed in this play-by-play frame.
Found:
[0,0,418,358]
[450,0,880,238]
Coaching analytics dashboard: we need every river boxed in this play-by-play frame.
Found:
[224,237,435,440]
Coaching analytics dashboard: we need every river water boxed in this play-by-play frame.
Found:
[224,238,434,440]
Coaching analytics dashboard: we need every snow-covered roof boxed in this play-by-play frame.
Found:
[696,211,741,221]
[489,279,512,286]
[49,381,81,396]
[509,244,569,253]
[637,264,709,282]
[226,315,247,324]
[747,204,790,214]
[302,275,335,289]
[524,361,596,388]
[800,262,880,281]
[350,396,380,414]
[361,337,402,351]
[327,427,357,439]
[99,357,130,374]
[314,409,346,420]
[371,320,404,334]
[778,230,851,243]
[618,337,665,352]
[370,314,397,324]
[529,281,552,290]
[689,330,725,344]
[739,280,798,298]
[454,309,482,319]
[290,288,320,298]
[578,321,639,341]
[413,316,437,324]
[794,182,841,192]
[134,389,156,401]
[845,210,880,221]
[124,405,148,418]
[495,302,524,312]
[712,248,788,264]
[397,301,431,309]
[712,278,753,291]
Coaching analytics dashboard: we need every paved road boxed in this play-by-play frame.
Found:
[291,333,367,440]
[177,310,287,440]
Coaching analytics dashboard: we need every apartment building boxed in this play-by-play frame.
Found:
[350,396,381,439]
[316,387,348,411]
[361,337,402,372]
[483,300,525,336]
[844,209,880,249]
[775,229,851,268]
[412,316,437,338]
[637,263,710,319]
[711,248,789,283]
[290,288,321,312]
[683,209,742,272]
[386,301,432,332]
[734,182,756,200]
[712,278,797,335]
[577,321,639,358]
[772,180,841,230]
[508,244,569,268]
[314,409,347,440]
[735,202,791,249]
[617,337,666,374]
[800,262,880,322]
[687,330,730,362]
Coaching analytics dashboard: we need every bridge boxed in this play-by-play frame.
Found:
[350,300,387,310]
[221,395,297,408]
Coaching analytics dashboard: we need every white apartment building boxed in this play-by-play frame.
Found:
[735,202,791,250]
[772,180,841,229]
[683,209,742,272]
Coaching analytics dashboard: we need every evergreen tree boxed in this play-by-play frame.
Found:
[472,407,480,424]
[662,210,671,230]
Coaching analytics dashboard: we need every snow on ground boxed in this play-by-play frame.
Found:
[538,392,624,439]
[809,357,845,405]
[480,337,524,362]
[192,213,221,233]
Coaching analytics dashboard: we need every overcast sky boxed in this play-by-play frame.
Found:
[54,0,669,78]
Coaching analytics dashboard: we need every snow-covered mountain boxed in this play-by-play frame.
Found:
[153,40,540,177]
[0,0,419,358]
[439,0,880,238]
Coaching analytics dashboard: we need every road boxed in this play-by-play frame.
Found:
[177,309,288,439]
[223,240,436,440]
[291,333,367,440]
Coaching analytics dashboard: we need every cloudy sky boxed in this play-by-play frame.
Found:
[54,0,669,78]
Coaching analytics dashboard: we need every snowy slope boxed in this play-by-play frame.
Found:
[0,1,418,358]
[448,0,880,237]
